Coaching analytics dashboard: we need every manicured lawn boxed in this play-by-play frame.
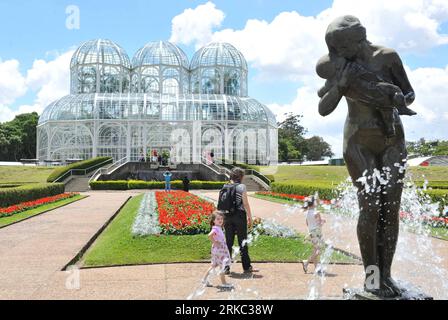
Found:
[252,165,448,184]
[82,194,355,267]
[0,165,54,185]
[0,194,86,228]
[251,193,301,206]
[430,227,448,241]
[256,165,348,184]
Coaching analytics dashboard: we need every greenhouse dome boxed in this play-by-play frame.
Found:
[37,40,278,165]
[190,42,248,96]
[70,39,131,94]
[131,41,189,94]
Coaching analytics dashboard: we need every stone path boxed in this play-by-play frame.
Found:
[0,190,446,299]
[0,192,133,299]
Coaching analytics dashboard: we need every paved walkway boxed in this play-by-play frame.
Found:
[0,192,133,299]
[197,191,448,299]
[0,190,447,299]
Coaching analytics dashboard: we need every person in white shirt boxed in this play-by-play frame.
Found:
[302,196,326,274]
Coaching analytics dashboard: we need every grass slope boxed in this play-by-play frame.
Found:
[253,165,448,184]
[0,165,55,185]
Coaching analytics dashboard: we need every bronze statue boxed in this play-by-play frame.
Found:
[316,15,417,298]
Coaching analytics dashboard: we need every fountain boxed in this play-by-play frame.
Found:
[316,14,436,299]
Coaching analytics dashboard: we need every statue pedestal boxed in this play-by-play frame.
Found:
[343,282,433,300]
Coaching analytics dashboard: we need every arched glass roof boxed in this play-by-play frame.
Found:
[38,94,276,126]
[132,41,189,69]
[70,39,131,69]
[190,42,248,71]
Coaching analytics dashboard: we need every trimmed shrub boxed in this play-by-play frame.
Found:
[264,174,275,183]
[47,157,112,182]
[90,180,227,190]
[128,180,164,189]
[416,181,448,190]
[0,183,65,207]
[190,181,226,189]
[90,181,128,190]
[271,181,337,200]
[423,189,448,209]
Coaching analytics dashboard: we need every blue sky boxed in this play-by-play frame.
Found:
[0,1,331,69]
[0,0,335,107]
[1,0,448,156]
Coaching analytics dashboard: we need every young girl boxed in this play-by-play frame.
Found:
[202,211,233,288]
[302,196,326,274]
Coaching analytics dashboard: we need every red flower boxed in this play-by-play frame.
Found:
[0,193,78,218]
[155,191,215,233]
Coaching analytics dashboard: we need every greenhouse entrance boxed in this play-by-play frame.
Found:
[145,146,172,163]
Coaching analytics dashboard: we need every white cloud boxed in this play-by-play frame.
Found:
[25,50,73,110]
[169,0,448,155]
[169,1,225,48]
[0,59,27,106]
[269,64,448,157]
[268,78,348,157]
[0,59,28,122]
[171,0,448,81]
[401,65,448,141]
[0,50,72,123]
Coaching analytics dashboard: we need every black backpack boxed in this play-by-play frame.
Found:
[217,183,239,214]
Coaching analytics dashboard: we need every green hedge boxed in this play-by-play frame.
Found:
[416,181,448,190]
[271,181,337,200]
[89,181,128,190]
[189,180,226,189]
[90,180,226,190]
[271,180,448,211]
[47,157,112,182]
[0,183,65,207]
[423,189,448,209]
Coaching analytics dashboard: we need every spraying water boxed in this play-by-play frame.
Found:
[312,166,448,300]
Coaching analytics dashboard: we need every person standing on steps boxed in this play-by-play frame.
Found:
[182,175,190,192]
[218,167,256,274]
[163,169,172,192]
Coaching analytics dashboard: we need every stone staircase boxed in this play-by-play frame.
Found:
[64,176,91,192]
[242,175,265,192]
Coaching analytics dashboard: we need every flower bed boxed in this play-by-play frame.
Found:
[0,193,78,218]
[257,191,448,229]
[155,190,215,235]
[131,192,161,236]
[400,211,448,228]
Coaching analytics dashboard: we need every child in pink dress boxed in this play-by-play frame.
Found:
[202,211,233,289]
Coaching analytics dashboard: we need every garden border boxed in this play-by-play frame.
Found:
[78,259,363,270]
[0,194,88,230]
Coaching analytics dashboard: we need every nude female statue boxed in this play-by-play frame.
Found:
[316,15,416,298]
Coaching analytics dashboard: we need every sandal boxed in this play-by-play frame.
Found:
[302,260,308,274]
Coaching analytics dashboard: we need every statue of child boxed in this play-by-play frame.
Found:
[316,54,416,137]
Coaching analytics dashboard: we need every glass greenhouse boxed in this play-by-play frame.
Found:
[37,39,278,164]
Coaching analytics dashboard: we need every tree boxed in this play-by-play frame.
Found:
[277,113,308,162]
[304,136,334,161]
[277,113,334,162]
[407,138,448,156]
[0,112,39,161]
